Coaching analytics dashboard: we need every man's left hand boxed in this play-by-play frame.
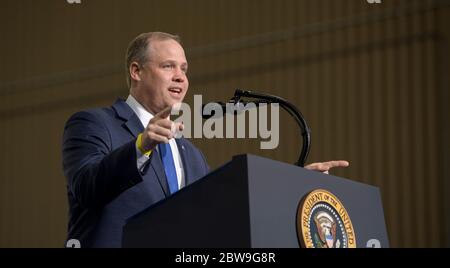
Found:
[304,160,349,174]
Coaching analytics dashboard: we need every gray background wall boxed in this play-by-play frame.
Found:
[0,0,449,247]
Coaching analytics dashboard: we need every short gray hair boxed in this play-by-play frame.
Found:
[125,32,181,88]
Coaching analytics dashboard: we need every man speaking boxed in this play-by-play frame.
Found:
[62,32,348,248]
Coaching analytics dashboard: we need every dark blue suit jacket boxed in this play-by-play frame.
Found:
[62,99,209,248]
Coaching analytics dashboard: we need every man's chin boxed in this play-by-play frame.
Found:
[167,96,185,105]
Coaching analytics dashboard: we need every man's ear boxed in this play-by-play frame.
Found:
[129,62,142,83]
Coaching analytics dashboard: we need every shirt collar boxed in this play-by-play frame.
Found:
[125,95,154,128]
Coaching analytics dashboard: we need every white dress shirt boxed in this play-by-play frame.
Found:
[126,95,185,189]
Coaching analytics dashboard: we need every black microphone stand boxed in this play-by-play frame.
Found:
[231,89,311,167]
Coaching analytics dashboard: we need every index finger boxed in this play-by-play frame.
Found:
[323,160,350,168]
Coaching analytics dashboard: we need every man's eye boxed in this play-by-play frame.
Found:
[163,64,174,69]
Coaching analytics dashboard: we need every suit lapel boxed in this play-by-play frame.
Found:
[124,117,143,138]
[112,98,143,138]
[112,98,170,197]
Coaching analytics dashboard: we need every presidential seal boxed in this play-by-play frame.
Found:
[296,189,356,248]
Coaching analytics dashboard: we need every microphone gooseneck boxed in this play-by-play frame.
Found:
[201,89,311,167]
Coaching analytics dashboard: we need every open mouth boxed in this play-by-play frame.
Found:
[168,87,182,93]
[168,87,183,98]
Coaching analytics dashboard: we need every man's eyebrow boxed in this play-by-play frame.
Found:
[160,60,175,64]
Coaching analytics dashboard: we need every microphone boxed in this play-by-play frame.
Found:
[204,89,311,167]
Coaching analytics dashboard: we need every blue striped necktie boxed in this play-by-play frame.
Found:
[158,142,179,194]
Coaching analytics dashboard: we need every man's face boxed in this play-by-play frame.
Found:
[137,39,189,114]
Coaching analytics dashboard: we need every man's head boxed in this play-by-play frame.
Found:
[126,32,188,114]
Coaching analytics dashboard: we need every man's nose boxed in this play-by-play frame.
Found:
[172,68,186,83]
